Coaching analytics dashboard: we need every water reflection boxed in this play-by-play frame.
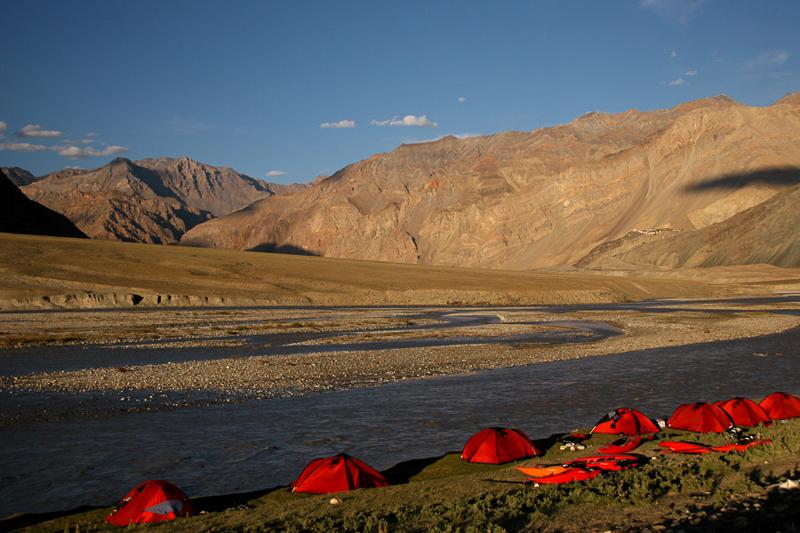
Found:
[1,317,799,517]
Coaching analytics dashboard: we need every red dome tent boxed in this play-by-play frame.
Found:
[667,402,734,433]
[591,408,660,435]
[461,427,541,464]
[715,397,772,427]
[290,453,389,494]
[760,392,800,420]
[105,479,196,527]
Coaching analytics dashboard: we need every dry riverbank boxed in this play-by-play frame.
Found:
[3,298,800,427]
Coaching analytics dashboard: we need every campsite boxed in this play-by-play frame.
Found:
[2,294,800,532]
[3,401,799,532]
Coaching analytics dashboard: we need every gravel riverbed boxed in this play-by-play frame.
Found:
[2,298,800,427]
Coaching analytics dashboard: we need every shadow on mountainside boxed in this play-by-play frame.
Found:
[685,166,800,192]
[248,243,320,256]
[0,170,89,239]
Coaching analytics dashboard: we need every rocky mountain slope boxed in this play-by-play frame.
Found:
[0,170,88,239]
[19,157,302,244]
[1,167,37,187]
[577,177,800,270]
[181,93,800,270]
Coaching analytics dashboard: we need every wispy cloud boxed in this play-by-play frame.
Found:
[745,50,790,69]
[266,170,287,177]
[458,96,467,103]
[320,119,355,129]
[163,116,212,134]
[668,77,688,85]
[641,0,705,25]
[0,142,49,152]
[371,115,438,127]
[1,120,128,160]
[671,50,678,58]
[14,124,62,139]
[57,145,128,159]
[686,70,698,76]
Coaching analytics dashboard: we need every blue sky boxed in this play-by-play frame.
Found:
[1,1,798,184]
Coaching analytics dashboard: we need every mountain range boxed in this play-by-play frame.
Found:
[5,92,800,271]
[11,157,305,244]
[180,92,800,270]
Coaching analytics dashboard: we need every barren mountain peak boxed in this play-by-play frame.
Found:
[180,92,800,271]
[108,156,134,167]
[1,166,38,187]
[670,94,739,114]
[18,157,285,244]
[773,91,800,106]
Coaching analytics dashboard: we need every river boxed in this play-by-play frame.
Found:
[1,298,799,519]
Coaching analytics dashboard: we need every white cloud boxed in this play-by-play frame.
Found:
[746,50,790,69]
[266,170,287,177]
[641,0,706,25]
[58,137,96,145]
[371,115,438,127]
[685,70,698,76]
[0,121,128,160]
[102,145,128,156]
[669,77,688,85]
[15,124,62,139]
[671,50,678,58]
[0,142,49,152]
[57,145,128,159]
[458,96,467,103]
[320,119,355,129]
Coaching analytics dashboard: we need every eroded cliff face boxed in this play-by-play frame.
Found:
[19,157,297,244]
[181,93,800,270]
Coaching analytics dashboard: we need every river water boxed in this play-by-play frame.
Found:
[1,299,800,519]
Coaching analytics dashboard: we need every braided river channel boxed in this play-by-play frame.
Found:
[2,296,800,519]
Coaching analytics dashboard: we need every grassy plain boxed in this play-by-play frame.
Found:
[0,232,775,310]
